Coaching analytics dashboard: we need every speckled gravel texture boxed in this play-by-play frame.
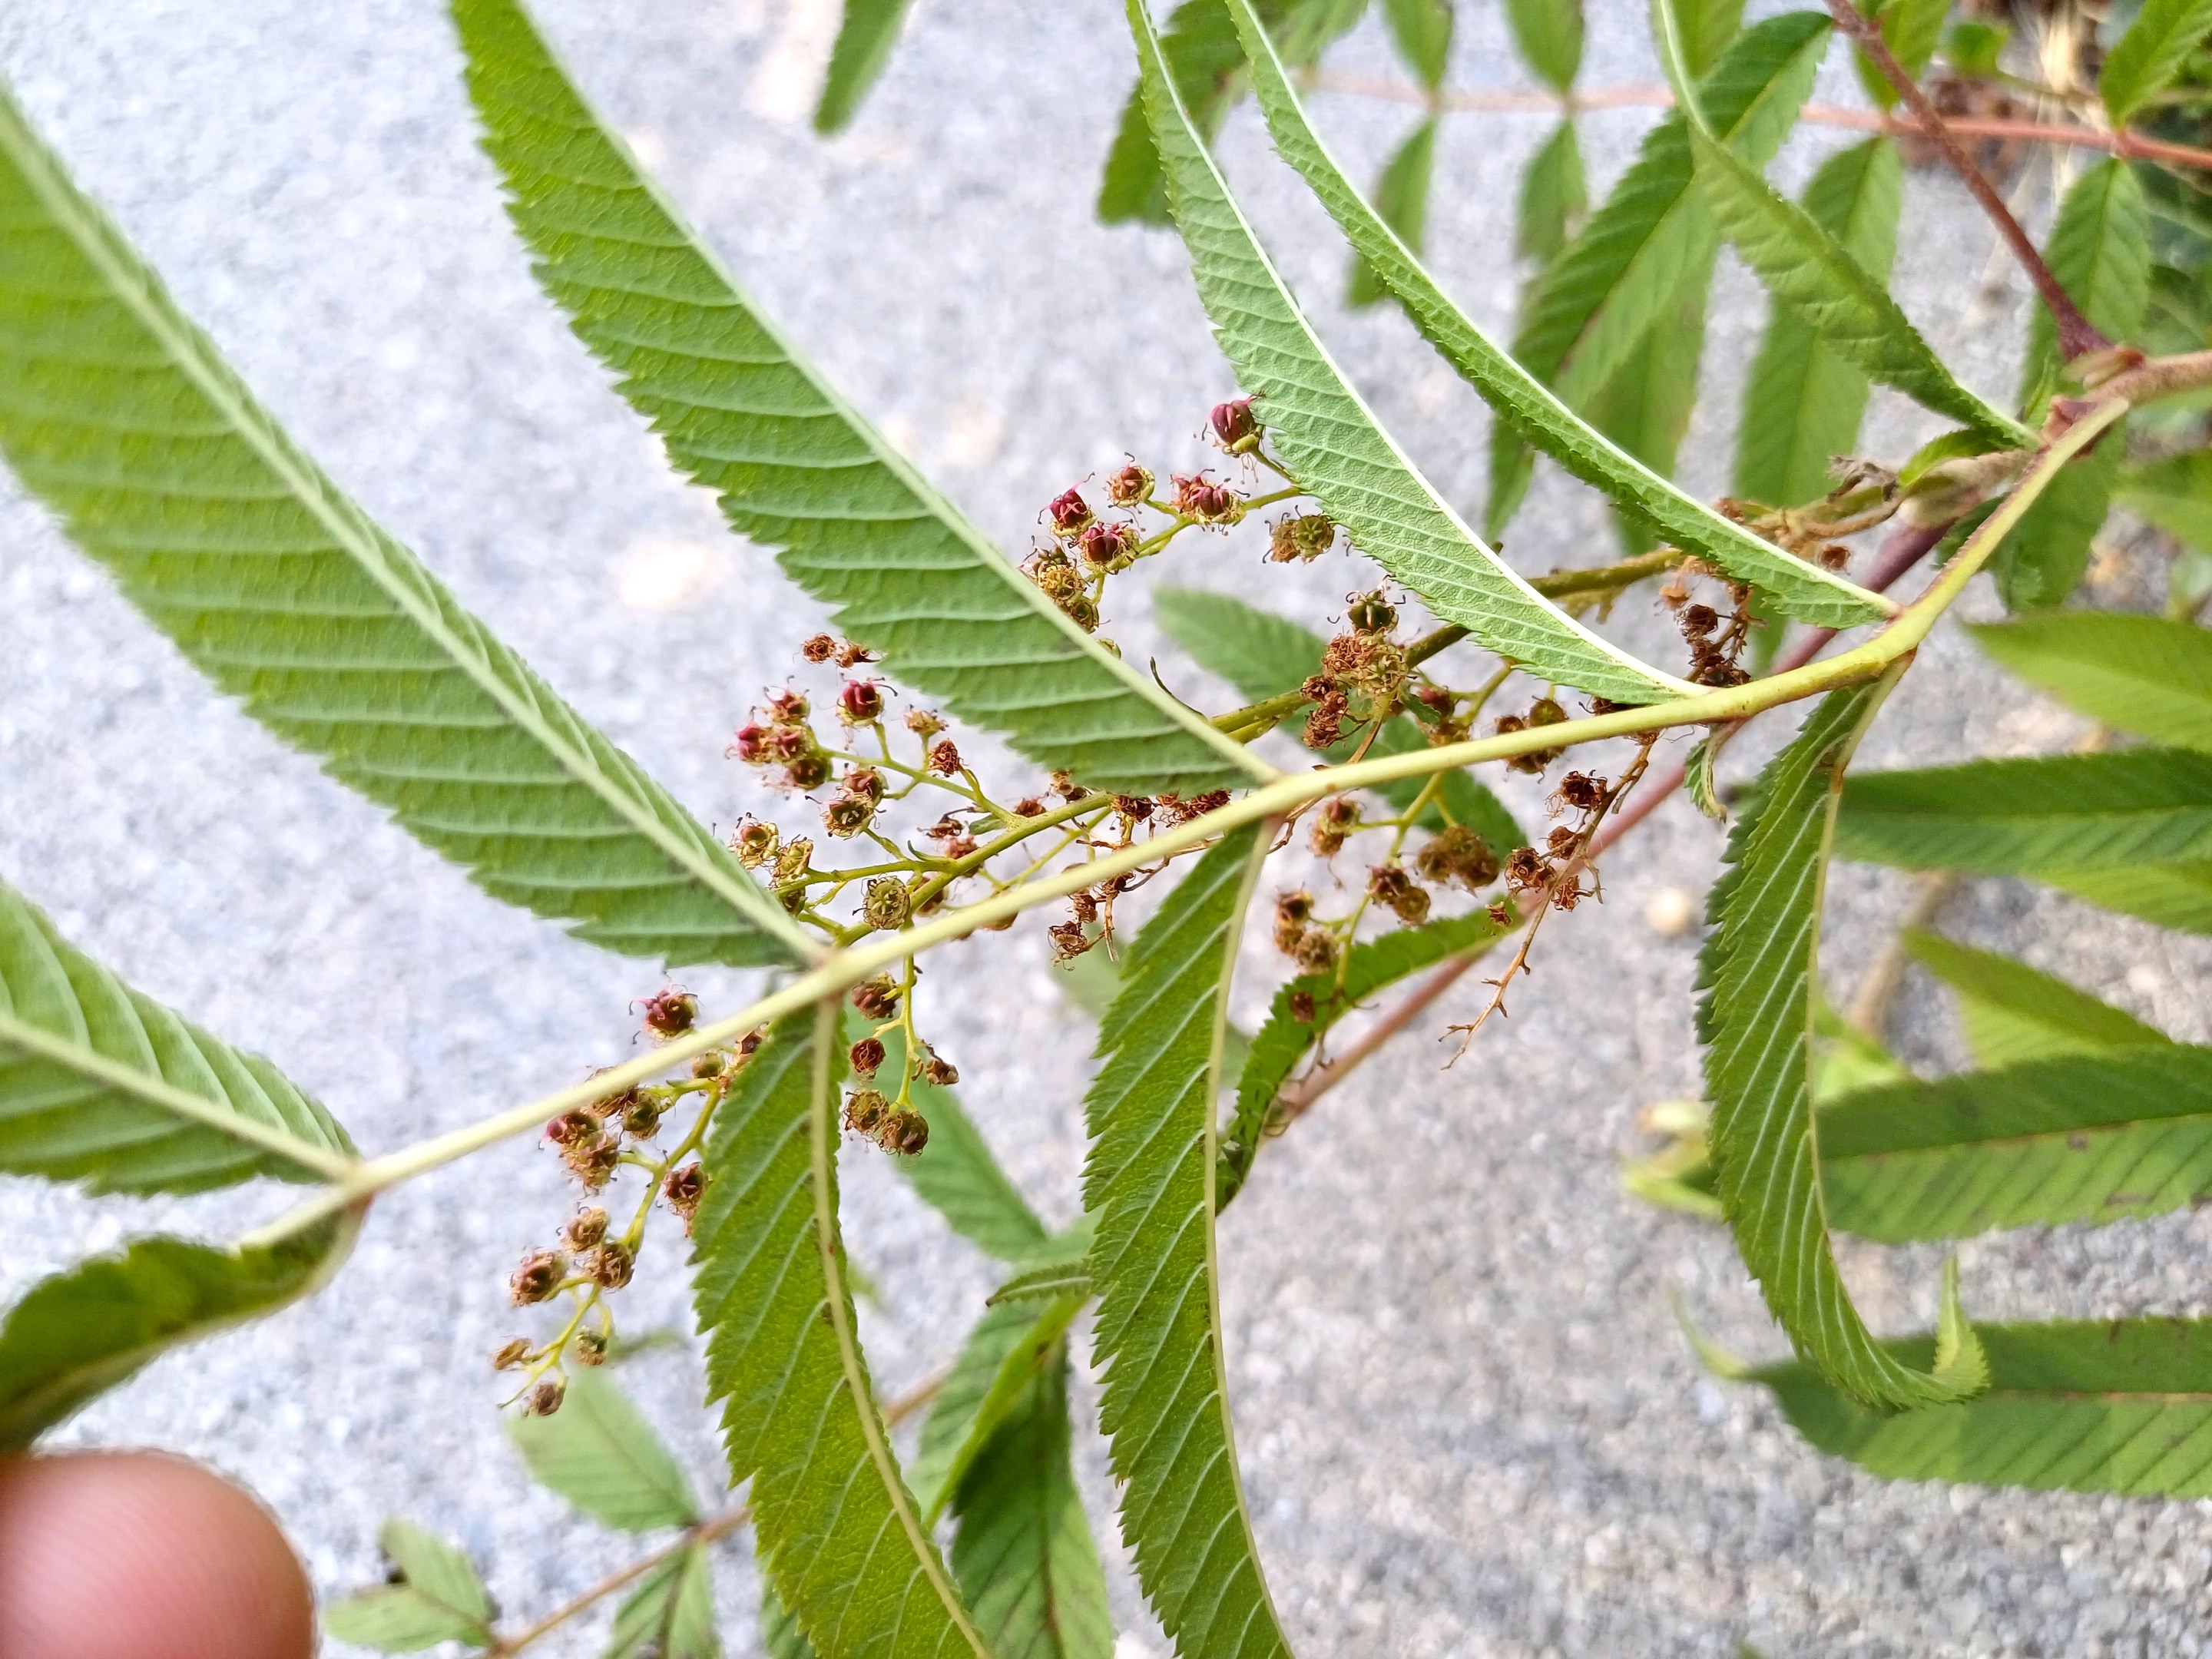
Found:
[2,1,2210,1654]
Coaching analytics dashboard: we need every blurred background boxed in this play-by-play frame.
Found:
[2,0,2210,1653]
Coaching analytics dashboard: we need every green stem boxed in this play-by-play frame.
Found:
[239,402,2119,1243]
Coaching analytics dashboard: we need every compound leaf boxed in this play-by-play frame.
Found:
[2101,0,2212,127]
[1490,12,1833,534]
[814,0,914,134]
[690,1007,988,1659]
[1900,929,2171,1068]
[455,0,1263,797]
[947,1346,1115,1659]
[1837,749,2212,874]
[1698,679,1985,1408]
[1971,612,2212,753]
[608,1542,719,1659]
[0,77,805,971]
[1820,1046,2212,1241]
[1132,0,1690,706]
[325,1518,494,1652]
[508,1368,698,1533]
[0,1218,356,1451]
[1226,2,1889,626]
[1734,137,1902,511]
[1082,823,1290,1659]
[1224,906,1506,1200]
[1345,119,1436,310]
[1154,587,1522,849]
[0,879,353,1194]
[1750,1317,2212,1498]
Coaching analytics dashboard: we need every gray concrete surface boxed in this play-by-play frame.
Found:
[2,1,2210,1654]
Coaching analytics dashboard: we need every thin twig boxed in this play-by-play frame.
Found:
[1825,0,2107,359]
[1310,72,2212,174]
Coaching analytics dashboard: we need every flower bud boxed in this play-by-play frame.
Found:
[690,1050,726,1078]
[729,723,773,763]
[1078,520,1136,566]
[1046,486,1094,537]
[767,688,811,724]
[839,680,886,724]
[1172,472,1242,525]
[1346,589,1396,634]
[1209,396,1261,453]
[849,1037,886,1078]
[547,1109,601,1146]
[640,988,697,1038]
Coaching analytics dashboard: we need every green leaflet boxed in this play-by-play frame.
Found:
[1098,0,1368,225]
[0,1218,356,1450]
[1585,254,1713,553]
[326,1519,495,1653]
[2118,450,2212,549]
[1900,929,2171,1068]
[1504,0,1582,91]
[1152,587,1522,850]
[1684,123,2028,445]
[1488,12,1830,535]
[1992,159,2149,609]
[1849,0,1949,111]
[1223,906,1507,1202]
[1381,0,1453,88]
[1227,1,1889,627]
[1131,0,1690,707]
[1516,121,1588,265]
[2101,0,2212,126]
[1345,119,1436,310]
[1751,1317,2212,1498]
[507,1369,699,1532]
[1820,1046,2212,1242]
[454,0,1262,799]
[1971,613,2212,753]
[0,879,353,1194]
[814,0,914,134]
[1734,137,1902,511]
[987,1260,1096,1307]
[690,1008,987,1659]
[946,1346,1116,1659]
[1836,748,2212,874]
[1674,0,1748,75]
[909,1285,1086,1525]
[1697,678,1986,1407]
[2045,862,2212,934]
[1081,823,1289,1659]
[760,1577,813,1659]
[871,1022,1050,1263]
[2021,159,2152,405]
[0,80,805,972]
[608,1544,720,1659]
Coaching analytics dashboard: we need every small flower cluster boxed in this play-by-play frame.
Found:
[1498,771,1614,916]
[1493,696,1568,774]
[1664,579,1757,688]
[1300,591,1408,749]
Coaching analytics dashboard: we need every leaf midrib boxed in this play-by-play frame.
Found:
[0,99,813,964]
[803,1003,989,1657]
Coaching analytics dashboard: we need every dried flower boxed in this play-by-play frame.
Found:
[863,876,913,932]
[527,1379,565,1417]
[509,1248,566,1306]
[492,1338,531,1371]
[849,1037,886,1078]
[732,816,780,866]
[562,1207,609,1250]
[1106,461,1154,505]
[638,988,697,1039]
[802,632,837,661]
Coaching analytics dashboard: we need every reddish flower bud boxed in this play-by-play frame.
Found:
[639,988,697,1038]
[1078,520,1136,566]
[729,723,773,763]
[1210,396,1261,453]
[839,679,886,724]
[1173,472,1243,525]
[1046,486,1094,536]
[843,766,886,804]
[767,688,810,724]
